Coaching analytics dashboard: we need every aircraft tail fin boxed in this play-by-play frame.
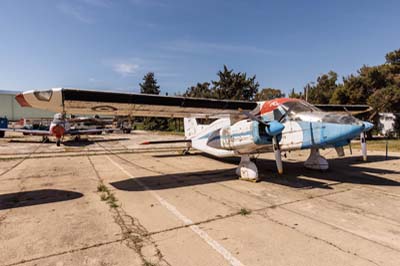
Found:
[184,118,200,139]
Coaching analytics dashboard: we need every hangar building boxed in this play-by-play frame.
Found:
[0,90,54,121]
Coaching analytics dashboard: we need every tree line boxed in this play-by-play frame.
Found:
[137,48,400,132]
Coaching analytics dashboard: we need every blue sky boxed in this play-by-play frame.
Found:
[0,0,399,95]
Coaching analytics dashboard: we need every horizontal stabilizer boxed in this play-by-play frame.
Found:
[141,139,191,145]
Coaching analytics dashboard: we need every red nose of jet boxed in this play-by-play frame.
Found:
[15,93,31,107]
[51,125,65,139]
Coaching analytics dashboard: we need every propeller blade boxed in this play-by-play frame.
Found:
[278,104,294,123]
[273,136,283,174]
[239,108,270,128]
[361,132,367,161]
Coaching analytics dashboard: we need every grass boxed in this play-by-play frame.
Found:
[97,184,108,192]
[364,139,400,152]
[239,208,252,216]
[97,183,119,208]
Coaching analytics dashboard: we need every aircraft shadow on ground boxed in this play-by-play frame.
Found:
[0,189,83,210]
[8,138,129,146]
[111,154,400,191]
[63,138,130,147]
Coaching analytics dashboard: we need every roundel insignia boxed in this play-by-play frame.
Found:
[91,105,118,112]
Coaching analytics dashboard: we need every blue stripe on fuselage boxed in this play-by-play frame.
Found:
[298,121,363,149]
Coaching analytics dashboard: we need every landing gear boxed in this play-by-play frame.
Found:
[304,148,328,170]
[236,155,259,182]
[182,142,191,155]
[56,139,61,147]
[42,136,49,143]
[182,148,191,155]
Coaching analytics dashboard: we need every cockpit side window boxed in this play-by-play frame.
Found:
[34,90,53,101]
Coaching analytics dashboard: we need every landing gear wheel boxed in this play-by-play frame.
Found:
[42,136,49,143]
[236,155,259,182]
[56,140,61,147]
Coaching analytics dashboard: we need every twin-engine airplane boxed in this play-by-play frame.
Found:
[14,88,373,181]
[0,112,113,146]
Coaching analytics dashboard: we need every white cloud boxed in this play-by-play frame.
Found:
[112,63,140,77]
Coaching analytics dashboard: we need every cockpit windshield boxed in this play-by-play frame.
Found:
[278,100,362,125]
[281,100,321,115]
[34,90,53,101]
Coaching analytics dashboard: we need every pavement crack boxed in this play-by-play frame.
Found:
[258,210,381,266]
[147,188,354,237]
[192,188,238,211]
[318,196,400,227]
[3,239,123,266]
[88,156,171,266]
[281,205,400,254]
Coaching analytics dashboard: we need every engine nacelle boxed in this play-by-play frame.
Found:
[207,120,284,150]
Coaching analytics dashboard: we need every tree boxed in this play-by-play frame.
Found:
[184,65,260,101]
[140,72,160,94]
[306,71,338,104]
[183,82,213,98]
[288,88,303,99]
[255,88,285,101]
[138,72,168,130]
[368,85,400,114]
[212,65,259,101]
[385,49,400,65]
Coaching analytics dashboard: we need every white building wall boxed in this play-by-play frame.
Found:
[378,112,396,135]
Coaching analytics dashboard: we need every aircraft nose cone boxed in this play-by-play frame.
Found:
[265,121,284,136]
[15,93,31,107]
[363,121,374,132]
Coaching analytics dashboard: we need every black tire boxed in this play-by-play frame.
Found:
[0,131,4,138]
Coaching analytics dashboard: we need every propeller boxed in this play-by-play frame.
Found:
[239,108,285,174]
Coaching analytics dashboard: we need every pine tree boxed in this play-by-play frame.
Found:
[138,72,168,130]
[140,72,160,95]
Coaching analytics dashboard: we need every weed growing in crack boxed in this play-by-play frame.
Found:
[107,193,119,208]
[97,183,119,208]
[239,208,251,216]
[100,193,108,201]
[97,184,108,192]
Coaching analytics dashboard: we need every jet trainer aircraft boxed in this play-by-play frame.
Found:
[0,112,113,146]
[14,88,373,181]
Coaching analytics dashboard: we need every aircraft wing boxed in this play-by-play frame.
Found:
[0,128,51,136]
[16,88,258,118]
[67,128,114,135]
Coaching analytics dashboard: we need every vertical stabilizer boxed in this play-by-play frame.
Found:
[184,118,199,139]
